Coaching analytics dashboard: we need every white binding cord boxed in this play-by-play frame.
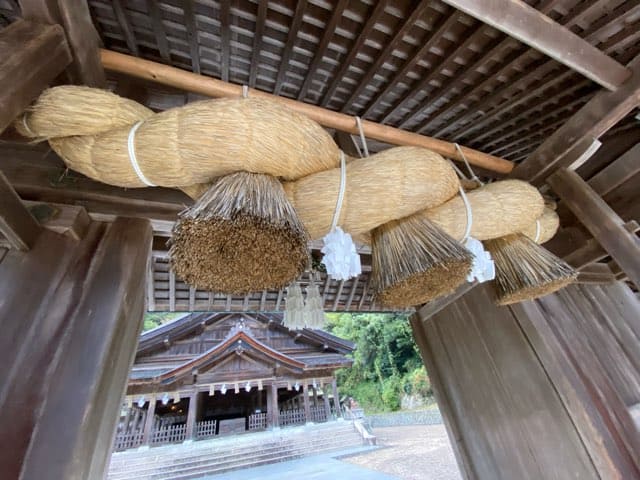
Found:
[330,151,347,232]
[22,114,35,137]
[355,116,369,157]
[458,185,473,243]
[454,143,483,186]
[242,85,249,98]
[534,219,541,243]
[127,121,157,187]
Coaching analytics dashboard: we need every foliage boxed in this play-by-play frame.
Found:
[143,312,185,332]
[326,313,433,413]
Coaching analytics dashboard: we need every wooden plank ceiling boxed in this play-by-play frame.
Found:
[0,0,638,310]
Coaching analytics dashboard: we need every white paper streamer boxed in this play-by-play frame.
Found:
[464,236,495,283]
[322,227,362,281]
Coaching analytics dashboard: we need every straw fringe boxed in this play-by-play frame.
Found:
[484,233,577,305]
[371,215,472,308]
[170,172,309,294]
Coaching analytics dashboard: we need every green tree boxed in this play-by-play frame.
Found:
[143,312,184,332]
[326,313,431,412]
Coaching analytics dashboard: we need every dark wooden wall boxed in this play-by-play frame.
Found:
[0,217,152,480]
[412,282,640,480]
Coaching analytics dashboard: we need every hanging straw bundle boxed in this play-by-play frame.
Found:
[17,86,340,187]
[170,172,309,294]
[484,233,577,305]
[371,215,472,308]
[424,180,544,241]
[283,146,460,240]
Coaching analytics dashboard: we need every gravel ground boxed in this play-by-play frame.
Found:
[343,424,462,480]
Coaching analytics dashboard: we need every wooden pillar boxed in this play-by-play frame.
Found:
[302,383,311,423]
[312,385,319,407]
[548,168,640,288]
[0,217,152,479]
[411,282,640,480]
[141,397,157,446]
[322,383,332,420]
[267,384,279,428]
[185,391,199,440]
[331,378,341,418]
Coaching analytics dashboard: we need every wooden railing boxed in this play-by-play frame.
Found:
[151,424,187,445]
[195,420,217,439]
[113,430,144,451]
[310,406,328,423]
[249,412,267,430]
[279,408,306,427]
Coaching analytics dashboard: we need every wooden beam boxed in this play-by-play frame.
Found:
[20,0,106,86]
[576,263,616,284]
[589,143,640,197]
[0,171,42,250]
[511,55,640,183]
[564,221,639,269]
[0,20,71,133]
[548,168,640,288]
[441,0,630,90]
[99,49,514,175]
[415,281,477,319]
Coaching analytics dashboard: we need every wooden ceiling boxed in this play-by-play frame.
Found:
[0,0,638,310]
[2,0,635,159]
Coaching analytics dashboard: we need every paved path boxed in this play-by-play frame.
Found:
[199,446,397,480]
[200,424,461,480]
[345,424,462,480]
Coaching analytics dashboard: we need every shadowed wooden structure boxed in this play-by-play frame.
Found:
[0,1,639,479]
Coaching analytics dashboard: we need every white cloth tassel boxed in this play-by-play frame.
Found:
[321,227,361,281]
[304,281,325,329]
[284,284,305,329]
[464,237,495,283]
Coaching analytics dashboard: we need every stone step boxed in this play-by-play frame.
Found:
[108,433,362,480]
[110,423,356,469]
[111,437,364,480]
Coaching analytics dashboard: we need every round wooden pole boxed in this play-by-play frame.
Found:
[100,49,514,175]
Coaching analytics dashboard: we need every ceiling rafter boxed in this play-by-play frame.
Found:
[359,8,460,118]
[273,0,307,96]
[145,0,171,63]
[295,0,348,101]
[319,0,388,108]
[441,0,631,90]
[339,0,427,113]
[248,0,267,88]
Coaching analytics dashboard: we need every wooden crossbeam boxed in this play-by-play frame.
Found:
[0,171,42,251]
[0,19,71,133]
[565,222,639,269]
[441,0,630,91]
[99,49,514,175]
[511,55,640,183]
[20,0,105,86]
[548,168,640,288]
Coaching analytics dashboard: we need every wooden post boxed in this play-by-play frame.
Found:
[412,282,640,479]
[141,397,157,446]
[331,378,341,418]
[312,385,319,408]
[185,391,199,440]
[0,217,152,479]
[323,383,332,420]
[548,168,640,288]
[302,383,311,423]
[267,384,279,429]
